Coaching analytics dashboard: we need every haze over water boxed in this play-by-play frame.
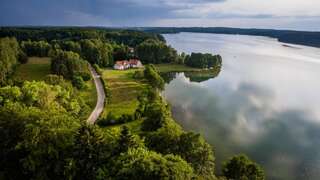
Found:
[163,33,320,180]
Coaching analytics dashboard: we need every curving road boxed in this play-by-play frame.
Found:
[87,65,105,124]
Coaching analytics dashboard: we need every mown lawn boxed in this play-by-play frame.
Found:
[154,63,202,73]
[14,57,51,81]
[101,68,148,118]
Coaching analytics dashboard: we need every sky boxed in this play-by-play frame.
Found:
[1,0,320,31]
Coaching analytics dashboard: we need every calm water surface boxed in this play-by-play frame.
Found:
[162,33,320,180]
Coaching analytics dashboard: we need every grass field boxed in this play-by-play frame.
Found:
[154,63,203,73]
[14,57,51,81]
[101,68,148,118]
[78,80,97,111]
[14,56,97,117]
[103,119,144,135]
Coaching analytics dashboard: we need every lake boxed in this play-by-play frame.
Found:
[162,32,320,180]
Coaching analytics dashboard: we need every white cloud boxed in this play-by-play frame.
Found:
[150,0,320,30]
[217,0,320,16]
[2,0,320,30]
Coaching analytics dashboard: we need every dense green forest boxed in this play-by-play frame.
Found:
[0,27,264,180]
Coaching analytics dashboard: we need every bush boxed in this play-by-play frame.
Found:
[18,51,28,64]
[72,75,86,90]
[93,64,103,75]
[97,112,117,126]
[133,70,144,79]
[44,74,65,85]
[74,72,91,81]
[97,113,135,127]
[142,102,167,131]
[118,114,135,123]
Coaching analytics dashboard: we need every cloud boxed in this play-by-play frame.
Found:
[0,0,320,30]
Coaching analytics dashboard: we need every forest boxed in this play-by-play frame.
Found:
[0,27,264,180]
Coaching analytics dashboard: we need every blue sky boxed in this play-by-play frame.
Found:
[1,0,320,31]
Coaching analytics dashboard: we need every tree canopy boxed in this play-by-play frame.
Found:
[222,154,265,180]
[21,40,51,57]
[51,49,89,79]
[185,53,222,69]
[136,39,178,64]
[0,37,20,85]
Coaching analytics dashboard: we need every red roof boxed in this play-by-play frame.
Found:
[115,60,129,65]
[128,59,140,65]
[115,59,141,66]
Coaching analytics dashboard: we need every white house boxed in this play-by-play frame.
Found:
[128,59,143,68]
[114,59,143,70]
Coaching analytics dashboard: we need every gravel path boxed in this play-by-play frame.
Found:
[87,65,105,124]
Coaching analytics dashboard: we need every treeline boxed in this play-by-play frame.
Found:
[19,39,124,67]
[21,40,51,57]
[142,27,320,48]
[135,39,222,69]
[0,27,164,47]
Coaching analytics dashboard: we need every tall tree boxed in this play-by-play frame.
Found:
[70,124,111,180]
[0,37,20,84]
[116,126,140,153]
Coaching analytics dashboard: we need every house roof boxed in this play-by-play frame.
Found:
[128,59,140,65]
[115,60,129,65]
[115,59,141,66]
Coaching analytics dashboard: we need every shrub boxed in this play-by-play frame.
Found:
[118,114,135,123]
[72,75,86,90]
[133,70,144,79]
[97,113,135,127]
[44,74,65,85]
[97,112,117,126]
[18,51,28,64]
[74,72,91,81]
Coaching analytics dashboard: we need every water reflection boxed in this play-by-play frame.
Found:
[161,67,221,83]
[165,74,320,179]
[162,33,320,180]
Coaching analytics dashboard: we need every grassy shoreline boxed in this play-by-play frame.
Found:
[154,63,204,73]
